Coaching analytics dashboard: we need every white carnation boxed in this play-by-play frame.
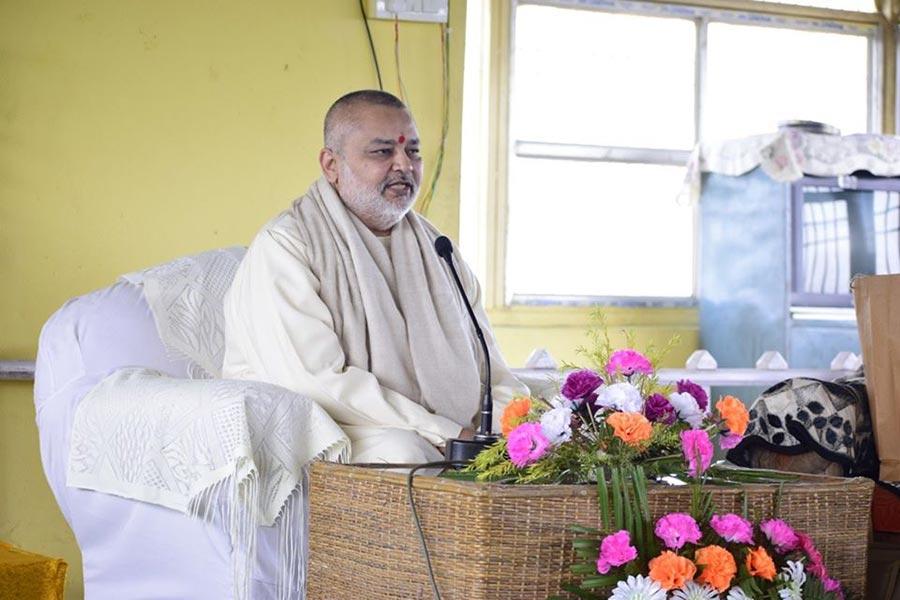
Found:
[669,391,705,428]
[540,406,573,445]
[595,382,643,413]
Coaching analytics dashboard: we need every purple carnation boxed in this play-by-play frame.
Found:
[644,393,676,424]
[606,349,653,377]
[676,379,709,411]
[561,369,603,404]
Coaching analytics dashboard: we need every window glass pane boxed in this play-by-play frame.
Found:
[705,24,869,140]
[506,158,693,298]
[801,198,851,294]
[754,0,874,11]
[874,191,900,274]
[514,5,696,149]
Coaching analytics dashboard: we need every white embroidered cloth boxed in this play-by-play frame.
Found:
[682,131,900,203]
[121,246,246,379]
[68,367,349,598]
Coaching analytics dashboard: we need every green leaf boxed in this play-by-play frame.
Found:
[575,548,597,561]
[597,468,611,531]
[579,575,618,589]
[611,468,624,530]
[773,481,784,519]
[622,469,634,535]
[570,563,600,575]
[560,583,604,599]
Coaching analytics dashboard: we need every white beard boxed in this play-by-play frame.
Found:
[337,163,417,232]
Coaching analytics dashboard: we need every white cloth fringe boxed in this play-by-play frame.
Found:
[68,368,350,600]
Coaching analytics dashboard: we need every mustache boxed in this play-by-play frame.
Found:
[380,174,416,192]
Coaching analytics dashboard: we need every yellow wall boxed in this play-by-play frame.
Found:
[0,2,466,597]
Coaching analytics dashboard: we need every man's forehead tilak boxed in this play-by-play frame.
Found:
[368,136,419,146]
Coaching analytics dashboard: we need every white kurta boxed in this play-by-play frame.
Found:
[222,209,528,463]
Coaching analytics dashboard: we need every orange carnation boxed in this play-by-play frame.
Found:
[606,412,653,447]
[716,395,750,437]
[745,546,776,581]
[648,550,697,590]
[694,545,737,592]
[501,397,532,436]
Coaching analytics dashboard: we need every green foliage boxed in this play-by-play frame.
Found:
[690,479,714,525]
[463,438,518,482]
[572,310,680,380]
[566,466,660,596]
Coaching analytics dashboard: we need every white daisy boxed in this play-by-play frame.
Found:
[775,560,806,600]
[609,575,668,600]
[778,561,807,587]
[596,382,644,413]
[671,581,720,600]
[777,586,802,600]
[726,588,754,600]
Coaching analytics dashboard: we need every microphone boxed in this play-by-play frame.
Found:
[433,235,498,464]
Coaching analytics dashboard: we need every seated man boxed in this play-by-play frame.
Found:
[222,90,527,464]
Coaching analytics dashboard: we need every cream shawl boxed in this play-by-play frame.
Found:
[292,178,484,427]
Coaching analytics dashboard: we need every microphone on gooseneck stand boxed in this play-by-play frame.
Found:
[433,235,498,464]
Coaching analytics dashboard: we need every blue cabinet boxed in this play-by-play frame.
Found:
[698,168,865,380]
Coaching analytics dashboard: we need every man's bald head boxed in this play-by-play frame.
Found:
[324,90,409,153]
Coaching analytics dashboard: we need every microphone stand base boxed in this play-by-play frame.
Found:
[444,435,499,466]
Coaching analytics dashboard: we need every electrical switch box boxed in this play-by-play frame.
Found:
[367,0,449,23]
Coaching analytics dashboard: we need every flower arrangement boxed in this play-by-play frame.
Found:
[559,466,844,599]
[467,322,751,484]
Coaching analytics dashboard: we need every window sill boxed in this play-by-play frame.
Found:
[790,306,857,323]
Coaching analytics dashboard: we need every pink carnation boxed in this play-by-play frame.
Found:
[606,349,653,377]
[797,532,827,579]
[719,432,743,450]
[681,429,713,477]
[655,512,702,550]
[710,513,754,544]
[596,530,638,574]
[760,519,800,554]
[824,577,844,598]
[506,423,550,468]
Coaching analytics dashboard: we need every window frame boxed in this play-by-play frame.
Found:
[482,0,885,310]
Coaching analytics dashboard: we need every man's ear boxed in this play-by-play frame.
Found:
[319,147,339,185]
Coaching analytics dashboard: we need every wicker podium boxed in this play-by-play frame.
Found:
[307,462,874,599]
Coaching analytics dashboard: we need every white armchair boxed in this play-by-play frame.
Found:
[33,250,341,600]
